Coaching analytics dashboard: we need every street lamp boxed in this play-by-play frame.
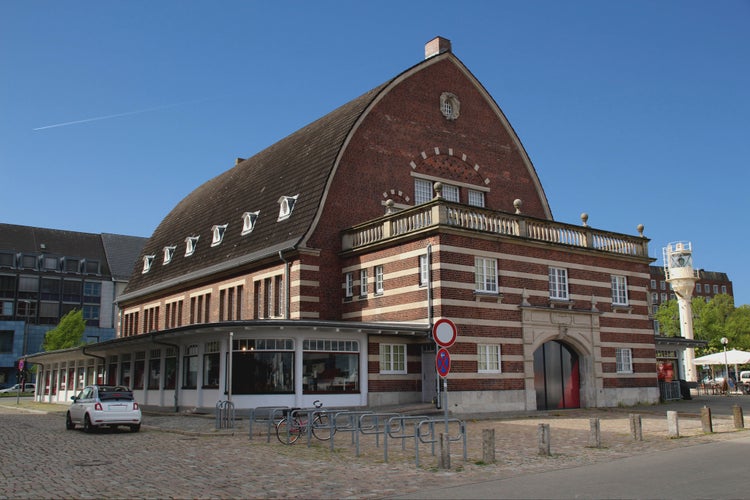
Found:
[721,337,729,396]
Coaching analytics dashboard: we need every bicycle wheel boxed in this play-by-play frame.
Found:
[276,417,301,444]
[311,414,334,441]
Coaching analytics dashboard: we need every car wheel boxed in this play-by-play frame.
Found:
[130,424,141,433]
[83,414,95,433]
[66,412,75,430]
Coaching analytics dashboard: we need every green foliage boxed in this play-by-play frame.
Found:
[654,300,681,337]
[42,309,85,351]
[657,294,750,355]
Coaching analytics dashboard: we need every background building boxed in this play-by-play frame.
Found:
[0,224,146,387]
[649,265,733,321]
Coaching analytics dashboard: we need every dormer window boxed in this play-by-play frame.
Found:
[142,255,155,274]
[185,236,200,256]
[211,224,228,247]
[163,246,176,265]
[241,211,260,235]
[277,195,299,221]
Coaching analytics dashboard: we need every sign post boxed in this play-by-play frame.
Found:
[433,319,458,435]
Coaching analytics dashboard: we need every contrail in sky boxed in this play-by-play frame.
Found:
[33,97,222,131]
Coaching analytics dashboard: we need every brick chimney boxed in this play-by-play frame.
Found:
[425,36,451,59]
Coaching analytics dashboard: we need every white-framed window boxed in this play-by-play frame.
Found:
[549,267,569,300]
[277,194,299,221]
[359,269,368,298]
[344,272,354,299]
[721,285,727,294]
[468,189,485,207]
[241,211,260,235]
[661,292,667,302]
[660,281,666,290]
[611,275,628,306]
[442,183,459,202]
[185,236,200,256]
[182,344,199,389]
[211,224,228,247]
[696,283,702,293]
[142,255,155,274]
[650,279,656,289]
[616,348,633,373]
[475,257,498,293]
[419,254,429,287]
[477,344,501,373]
[375,265,384,295]
[379,344,406,374]
[713,285,719,294]
[202,341,220,388]
[414,179,432,205]
[651,292,658,304]
[162,246,176,265]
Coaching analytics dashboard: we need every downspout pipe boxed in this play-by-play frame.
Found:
[279,250,291,319]
[152,333,181,413]
[426,244,433,327]
[81,346,107,364]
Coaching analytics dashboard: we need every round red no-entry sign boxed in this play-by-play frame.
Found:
[436,348,451,378]
[432,318,457,348]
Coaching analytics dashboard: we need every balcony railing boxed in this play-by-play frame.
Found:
[342,200,649,258]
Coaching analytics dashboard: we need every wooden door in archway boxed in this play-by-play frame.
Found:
[533,340,580,410]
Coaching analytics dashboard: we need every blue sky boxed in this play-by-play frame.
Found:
[2,1,748,305]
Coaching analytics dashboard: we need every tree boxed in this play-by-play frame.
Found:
[726,305,750,351]
[43,309,85,351]
[654,299,681,337]
[654,294,750,355]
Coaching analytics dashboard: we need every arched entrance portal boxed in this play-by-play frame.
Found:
[533,340,580,410]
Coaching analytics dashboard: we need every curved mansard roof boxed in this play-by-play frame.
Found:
[122,48,550,301]
[122,82,390,299]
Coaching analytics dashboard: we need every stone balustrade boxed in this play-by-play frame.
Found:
[342,200,648,257]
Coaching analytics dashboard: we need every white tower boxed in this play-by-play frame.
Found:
[663,242,699,382]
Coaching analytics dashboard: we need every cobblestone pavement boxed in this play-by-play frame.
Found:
[1,396,748,499]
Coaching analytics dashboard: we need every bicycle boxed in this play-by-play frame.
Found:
[275,400,335,444]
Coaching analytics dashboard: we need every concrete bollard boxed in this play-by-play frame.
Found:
[482,428,496,464]
[438,433,451,469]
[629,414,643,441]
[588,417,601,448]
[733,405,744,429]
[667,410,679,438]
[538,423,551,456]
[700,405,713,433]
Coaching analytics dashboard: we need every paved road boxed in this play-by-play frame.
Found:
[0,395,748,499]
[392,435,750,499]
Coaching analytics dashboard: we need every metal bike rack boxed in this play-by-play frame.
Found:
[248,406,289,442]
[328,410,373,451]
[356,413,401,457]
[215,400,235,430]
[384,415,431,464]
[417,418,467,465]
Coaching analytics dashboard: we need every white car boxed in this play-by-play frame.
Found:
[66,385,142,432]
[0,383,35,393]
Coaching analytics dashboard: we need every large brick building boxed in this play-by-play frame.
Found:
[28,38,659,413]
